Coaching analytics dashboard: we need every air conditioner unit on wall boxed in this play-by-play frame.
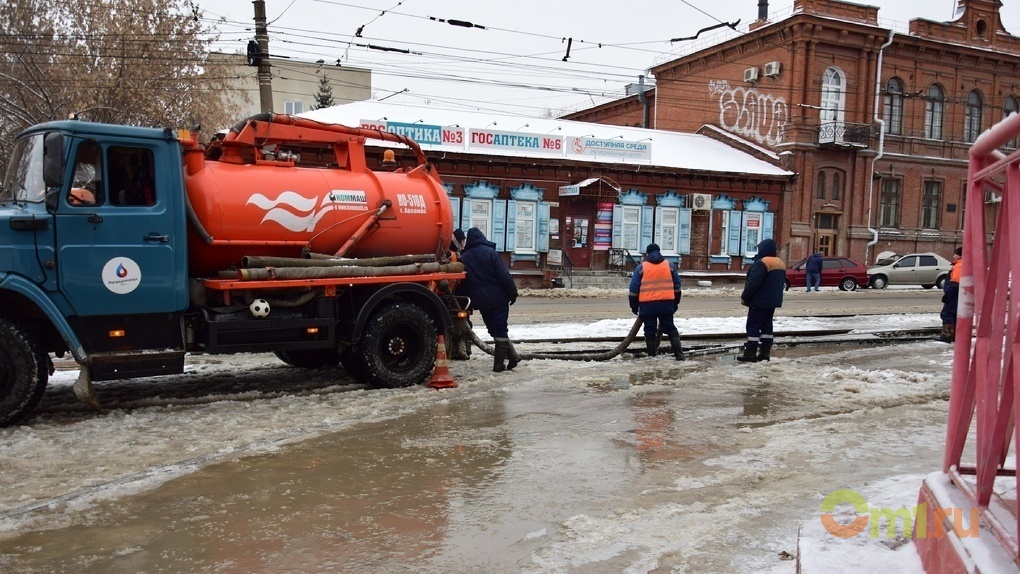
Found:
[690,193,712,211]
[743,67,759,83]
[764,61,782,77]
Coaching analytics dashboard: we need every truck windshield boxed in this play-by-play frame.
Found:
[1,134,47,203]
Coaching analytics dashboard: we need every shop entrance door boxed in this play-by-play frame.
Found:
[565,211,592,268]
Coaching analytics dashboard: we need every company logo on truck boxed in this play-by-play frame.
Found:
[102,257,141,294]
[246,190,368,232]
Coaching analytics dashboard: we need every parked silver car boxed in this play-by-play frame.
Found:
[867,252,952,289]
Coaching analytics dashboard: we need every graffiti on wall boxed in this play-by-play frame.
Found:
[709,80,788,146]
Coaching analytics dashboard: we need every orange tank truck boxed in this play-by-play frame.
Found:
[0,113,468,425]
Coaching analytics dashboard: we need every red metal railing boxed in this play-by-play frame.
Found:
[942,111,1020,560]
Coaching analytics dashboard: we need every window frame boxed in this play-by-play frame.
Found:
[924,84,945,140]
[820,67,846,125]
[883,77,904,135]
[921,180,942,229]
[879,178,901,228]
[964,90,983,143]
[514,200,537,253]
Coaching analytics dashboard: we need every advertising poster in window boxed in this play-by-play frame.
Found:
[594,201,614,251]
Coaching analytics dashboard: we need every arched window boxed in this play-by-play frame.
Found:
[924,84,945,140]
[831,172,842,200]
[821,67,846,125]
[816,171,826,199]
[883,77,904,135]
[1005,96,1019,148]
[964,90,983,143]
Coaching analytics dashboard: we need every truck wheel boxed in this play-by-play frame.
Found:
[356,303,437,389]
[273,348,341,369]
[0,319,49,427]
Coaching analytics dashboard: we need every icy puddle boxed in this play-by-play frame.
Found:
[0,341,953,573]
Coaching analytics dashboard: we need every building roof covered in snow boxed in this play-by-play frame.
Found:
[300,101,791,178]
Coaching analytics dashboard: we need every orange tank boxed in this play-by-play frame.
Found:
[181,115,455,277]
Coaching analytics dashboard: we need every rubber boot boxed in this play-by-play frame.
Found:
[506,341,521,370]
[737,341,759,362]
[669,334,685,361]
[645,334,660,357]
[939,324,954,343]
[493,340,509,372]
[757,340,773,362]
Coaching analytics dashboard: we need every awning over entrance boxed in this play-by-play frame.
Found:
[558,177,622,197]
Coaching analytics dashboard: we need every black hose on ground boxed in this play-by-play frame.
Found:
[466,316,648,361]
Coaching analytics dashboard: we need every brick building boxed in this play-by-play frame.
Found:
[565,0,1018,266]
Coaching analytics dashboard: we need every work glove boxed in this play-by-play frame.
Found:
[741,299,749,307]
[941,294,948,303]
[631,306,638,315]
[510,295,517,306]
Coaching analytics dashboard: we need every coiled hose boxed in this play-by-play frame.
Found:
[466,316,649,361]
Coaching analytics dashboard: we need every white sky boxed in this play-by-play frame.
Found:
[199,0,1020,116]
[0,287,971,572]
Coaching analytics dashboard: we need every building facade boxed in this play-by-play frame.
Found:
[211,53,371,119]
[565,0,1017,266]
[304,101,792,286]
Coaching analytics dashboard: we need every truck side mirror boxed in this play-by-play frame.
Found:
[43,133,65,188]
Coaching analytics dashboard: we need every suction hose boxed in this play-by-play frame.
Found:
[466,316,646,362]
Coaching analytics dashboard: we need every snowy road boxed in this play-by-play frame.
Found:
[0,289,951,573]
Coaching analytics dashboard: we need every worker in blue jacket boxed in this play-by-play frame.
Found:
[738,238,786,362]
[629,243,684,360]
[459,227,520,372]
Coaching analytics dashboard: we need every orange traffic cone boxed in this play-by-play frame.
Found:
[427,334,459,389]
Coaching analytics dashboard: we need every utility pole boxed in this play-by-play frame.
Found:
[254,0,274,113]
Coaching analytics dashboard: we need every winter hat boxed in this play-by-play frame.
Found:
[757,238,778,257]
[954,246,963,256]
[645,243,661,254]
[466,227,487,243]
[453,228,466,242]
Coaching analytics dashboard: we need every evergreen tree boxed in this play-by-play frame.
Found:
[312,73,336,110]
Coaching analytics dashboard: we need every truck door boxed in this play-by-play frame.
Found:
[55,139,182,317]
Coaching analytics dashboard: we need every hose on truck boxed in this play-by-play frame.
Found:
[464,316,650,362]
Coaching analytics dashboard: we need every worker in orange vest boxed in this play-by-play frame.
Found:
[629,243,684,360]
[940,246,963,343]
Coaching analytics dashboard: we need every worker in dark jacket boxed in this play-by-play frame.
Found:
[628,243,684,360]
[738,238,786,362]
[805,251,823,292]
[459,227,520,372]
[448,228,472,360]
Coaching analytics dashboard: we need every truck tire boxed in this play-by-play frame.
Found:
[356,302,437,389]
[338,344,368,383]
[0,319,49,427]
[274,348,341,369]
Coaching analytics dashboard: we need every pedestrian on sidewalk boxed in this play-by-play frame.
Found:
[459,227,520,372]
[628,243,685,360]
[939,246,963,343]
[805,251,823,292]
[738,238,786,362]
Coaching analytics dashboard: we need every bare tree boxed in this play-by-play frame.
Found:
[0,0,247,166]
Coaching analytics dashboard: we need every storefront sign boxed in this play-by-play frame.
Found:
[566,136,651,161]
[469,129,563,155]
[359,119,465,147]
[558,184,581,196]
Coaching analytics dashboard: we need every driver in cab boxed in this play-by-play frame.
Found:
[68,141,101,206]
